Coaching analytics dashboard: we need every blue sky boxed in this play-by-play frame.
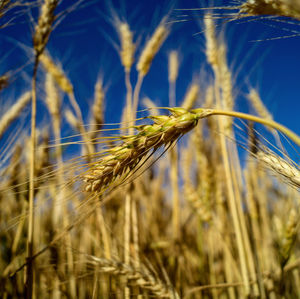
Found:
[0,0,300,156]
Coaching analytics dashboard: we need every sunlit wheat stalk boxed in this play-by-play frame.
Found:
[27,0,58,296]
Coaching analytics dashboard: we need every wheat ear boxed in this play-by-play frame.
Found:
[118,22,135,72]
[83,108,210,193]
[84,107,300,194]
[137,23,169,77]
[132,21,169,122]
[257,151,300,188]
[0,91,31,139]
[85,255,179,298]
[33,0,58,56]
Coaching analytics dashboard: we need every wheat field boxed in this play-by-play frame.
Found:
[0,0,300,298]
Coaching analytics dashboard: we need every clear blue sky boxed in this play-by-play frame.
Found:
[1,0,300,153]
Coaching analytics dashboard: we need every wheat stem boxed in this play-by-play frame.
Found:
[26,57,38,299]
[193,108,300,146]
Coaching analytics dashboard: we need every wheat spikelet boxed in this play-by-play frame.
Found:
[118,22,135,72]
[257,151,300,188]
[83,108,211,193]
[85,255,179,298]
[239,0,300,20]
[33,0,59,55]
[137,23,169,76]
[40,53,73,94]
[0,91,31,138]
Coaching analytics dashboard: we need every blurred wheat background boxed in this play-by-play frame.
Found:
[0,0,300,298]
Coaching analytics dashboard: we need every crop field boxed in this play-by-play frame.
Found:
[0,0,300,298]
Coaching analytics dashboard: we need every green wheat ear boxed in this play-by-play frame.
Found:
[83,107,300,195]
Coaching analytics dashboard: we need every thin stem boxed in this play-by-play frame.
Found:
[124,192,131,299]
[213,79,250,295]
[125,70,133,126]
[26,56,39,299]
[211,109,300,146]
[132,73,144,122]
[192,108,300,146]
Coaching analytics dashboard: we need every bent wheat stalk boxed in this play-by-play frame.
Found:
[83,107,300,194]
